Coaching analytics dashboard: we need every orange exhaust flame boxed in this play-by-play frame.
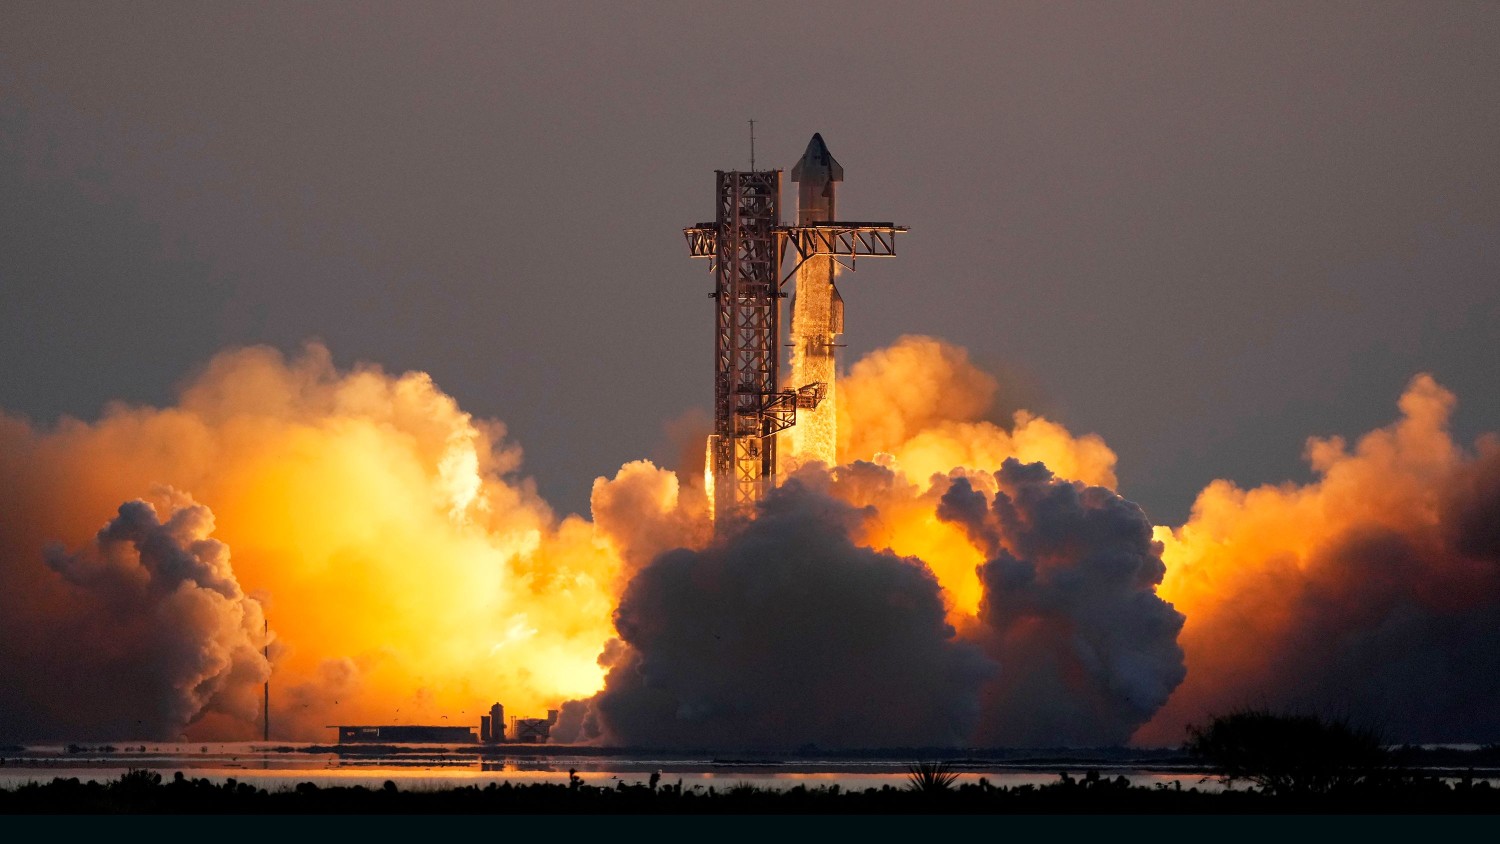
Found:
[0,344,624,739]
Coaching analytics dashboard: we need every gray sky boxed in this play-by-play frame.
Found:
[2,1,1497,525]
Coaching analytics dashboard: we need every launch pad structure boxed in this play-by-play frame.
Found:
[685,134,906,521]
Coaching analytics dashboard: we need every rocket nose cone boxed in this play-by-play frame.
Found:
[805,133,829,159]
[792,133,844,182]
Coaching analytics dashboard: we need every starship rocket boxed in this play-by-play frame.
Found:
[787,134,844,468]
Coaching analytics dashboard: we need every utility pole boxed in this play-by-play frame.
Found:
[263,617,269,742]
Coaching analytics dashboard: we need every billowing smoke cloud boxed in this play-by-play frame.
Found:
[560,456,1184,750]
[569,481,995,750]
[590,459,707,580]
[550,336,1183,750]
[8,329,1495,749]
[833,335,1124,620]
[0,330,1149,746]
[937,460,1186,746]
[839,335,1118,489]
[0,343,624,741]
[1,490,267,740]
[1141,375,1500,745]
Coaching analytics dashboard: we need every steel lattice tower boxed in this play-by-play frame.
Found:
[686,137,905,523]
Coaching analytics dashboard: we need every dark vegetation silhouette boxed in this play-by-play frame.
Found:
[905,761,960,793]
[1,765,1498,814]
[1186,709,1390,796]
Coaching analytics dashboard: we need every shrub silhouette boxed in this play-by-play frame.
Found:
[905,761,960,793]
[1186,709,1390,796]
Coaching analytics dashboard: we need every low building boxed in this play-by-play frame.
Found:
[334,725,477,744]
[510,709,559,743]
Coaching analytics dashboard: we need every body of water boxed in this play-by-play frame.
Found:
[0,742,1222,793]
[5,742,1494,794]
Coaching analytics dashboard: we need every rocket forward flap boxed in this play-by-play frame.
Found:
[830,281,844,336]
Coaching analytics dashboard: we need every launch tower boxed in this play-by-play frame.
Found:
[685,134,905,522]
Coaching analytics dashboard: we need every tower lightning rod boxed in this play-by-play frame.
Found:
[749,119,756,170]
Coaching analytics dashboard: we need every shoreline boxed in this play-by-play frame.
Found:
[3,766,1499,815]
